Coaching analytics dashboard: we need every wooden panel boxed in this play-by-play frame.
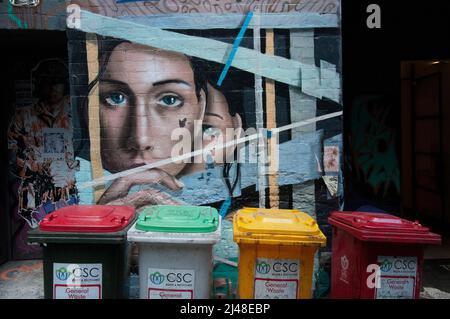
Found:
[415,188,443,220]
[415,119,440,154]
[415,75,440,117]
[401,63,413,214]
[415,154,440,192]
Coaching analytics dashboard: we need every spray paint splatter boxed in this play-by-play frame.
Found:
[7,1,28,29]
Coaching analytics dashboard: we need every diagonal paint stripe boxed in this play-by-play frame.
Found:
[7,1,28,29]
[217,11,253,86]
[76,10,341,102]
[77,111,342,190]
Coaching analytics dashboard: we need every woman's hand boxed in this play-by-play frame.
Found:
[97,168,184,207]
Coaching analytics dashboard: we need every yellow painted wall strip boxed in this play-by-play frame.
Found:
[86,33,105,202]
[265,29,279,209]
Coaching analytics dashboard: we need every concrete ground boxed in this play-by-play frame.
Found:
[1,257,449,299]
[421,237,450,299]
[0,260,44,299]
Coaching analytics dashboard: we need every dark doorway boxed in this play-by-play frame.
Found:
[1,29,68,262]
[401,61,450,230]
[342,0,450,233]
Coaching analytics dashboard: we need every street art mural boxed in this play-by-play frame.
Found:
[3,0,343,268]
[7,59,79,259]
[346,95,400,206]
[67,1,343,216]
[0,0,67,30]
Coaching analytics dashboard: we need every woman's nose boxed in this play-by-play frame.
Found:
[128,100,154,152]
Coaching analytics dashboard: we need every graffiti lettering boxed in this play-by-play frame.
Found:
[202,0,211,13]
[81,0,338,16]
[163,0,181,13]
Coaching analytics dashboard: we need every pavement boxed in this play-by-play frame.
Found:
[1,256,449,299]
[0,260,44,299]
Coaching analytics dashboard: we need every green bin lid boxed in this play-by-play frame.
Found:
[136,205,219,233]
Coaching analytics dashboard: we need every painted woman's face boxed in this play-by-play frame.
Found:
[203,84,242,164]
[99,43,206,175]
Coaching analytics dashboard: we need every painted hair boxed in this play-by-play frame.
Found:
[87,36,209,101]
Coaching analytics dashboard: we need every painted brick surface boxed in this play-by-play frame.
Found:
[5,1,343,289]
[65,0,342,224]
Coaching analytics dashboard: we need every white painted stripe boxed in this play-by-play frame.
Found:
[76,10,341,102]
[77,111,343,190]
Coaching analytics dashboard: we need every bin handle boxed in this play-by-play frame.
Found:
[46,214,56,222]
[353,217,365,224]
[305,220,317,227]
[112,216,127,224]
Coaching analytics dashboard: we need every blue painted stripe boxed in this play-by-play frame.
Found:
[219,197,232,218]
[217,11,253,87]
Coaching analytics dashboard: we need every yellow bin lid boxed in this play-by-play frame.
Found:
[233,207,326,246]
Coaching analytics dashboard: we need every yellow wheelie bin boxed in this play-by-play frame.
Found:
[233,208,326,299]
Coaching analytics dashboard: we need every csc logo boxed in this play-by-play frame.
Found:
[149,272,165,285]
[56,267,70,281]
[379,259,393,272]
[256,262,270,275]
[167,273,192,284]
[273,262,298,273]
[394,259,416,271]
[71,267,100,278]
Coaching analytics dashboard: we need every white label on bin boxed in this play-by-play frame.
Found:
[375,256,417,299]
[253,258,300,299]
[147,268,195,299]
[53,263,102,299]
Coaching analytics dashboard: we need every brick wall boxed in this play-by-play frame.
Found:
[67,1,343,219]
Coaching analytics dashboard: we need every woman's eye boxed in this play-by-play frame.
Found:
[104,92,127,107]
[203,125,222,137]
[158,95,183,108]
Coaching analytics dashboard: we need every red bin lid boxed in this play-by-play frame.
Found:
[328,211,441,244]
[39,205,135,233]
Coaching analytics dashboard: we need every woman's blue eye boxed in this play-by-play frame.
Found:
[159,95,183,108]
[105,93,127,107]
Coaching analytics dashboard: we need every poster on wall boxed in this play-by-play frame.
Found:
[7,58,79,260]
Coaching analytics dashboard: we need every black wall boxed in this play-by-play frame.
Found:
[1,30,68,263]
[342,0,450,211]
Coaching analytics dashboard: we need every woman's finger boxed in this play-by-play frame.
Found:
[153,169,185,191]
[106,188,184,209]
